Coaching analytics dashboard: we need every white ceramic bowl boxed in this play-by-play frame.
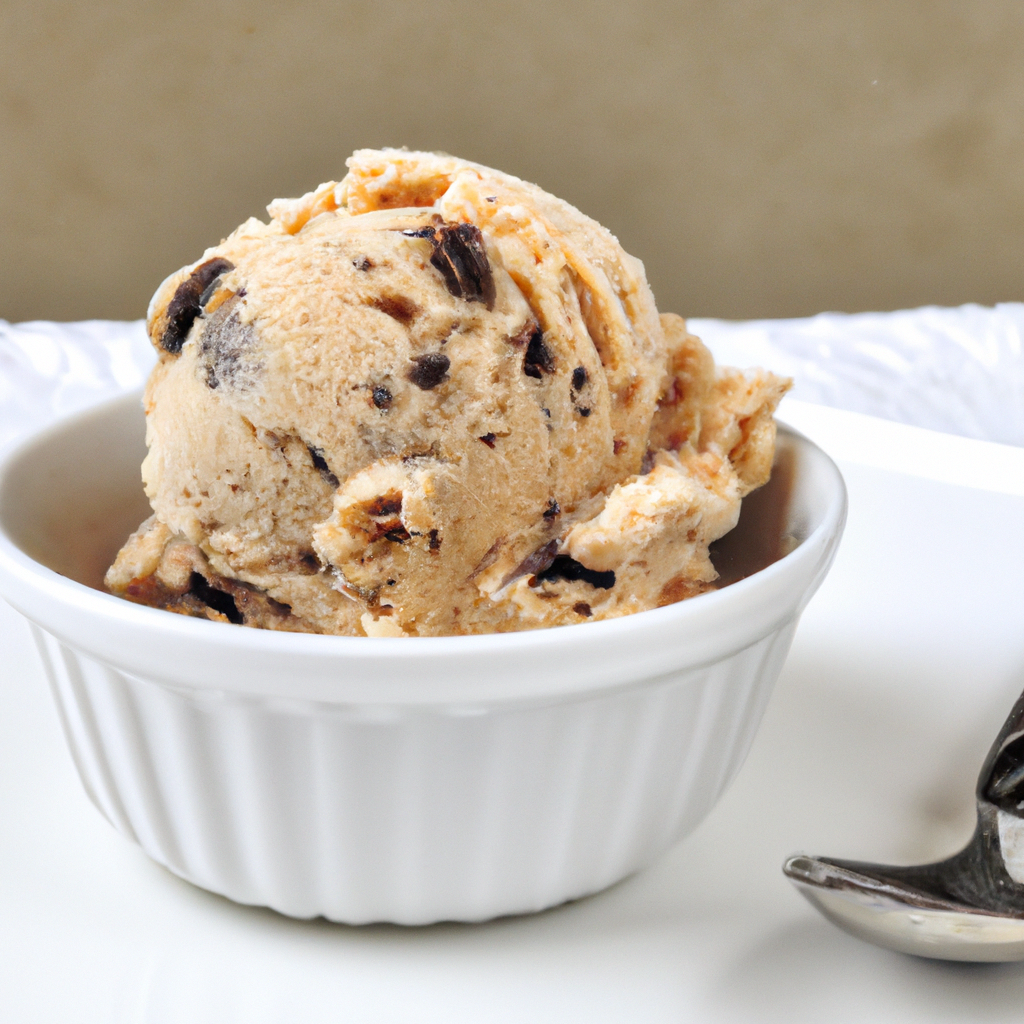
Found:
[0,392,846,924]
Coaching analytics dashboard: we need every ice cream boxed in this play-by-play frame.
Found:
[105,149,790,637]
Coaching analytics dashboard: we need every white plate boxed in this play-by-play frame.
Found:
[2,404,1023,1021]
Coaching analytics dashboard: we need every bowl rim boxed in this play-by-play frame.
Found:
[0,392,847,704]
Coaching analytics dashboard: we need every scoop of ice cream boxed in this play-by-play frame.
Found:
[106,149,789,636]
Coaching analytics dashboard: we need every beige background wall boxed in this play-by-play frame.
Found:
[2,1,1023,323]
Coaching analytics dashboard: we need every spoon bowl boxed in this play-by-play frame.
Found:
[785,690,1024,961]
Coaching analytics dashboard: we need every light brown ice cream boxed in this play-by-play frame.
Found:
[105,149,790,636]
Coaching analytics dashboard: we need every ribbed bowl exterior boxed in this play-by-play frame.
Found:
[1,396,846,924]
[32,621,795,924]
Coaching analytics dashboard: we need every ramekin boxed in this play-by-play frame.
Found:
[0,392,846,924]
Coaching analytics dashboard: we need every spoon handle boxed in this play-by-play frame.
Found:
[978,687,1024,815]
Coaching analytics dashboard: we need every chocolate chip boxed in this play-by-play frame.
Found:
[499,540,559,590]
[524,327,554,379]
[383,525,411,543]
[371,293,417,325]
[570,367,591,415]
[417,222,496,308]
[408,352,450,390]
[161,257,235,354]
[353,256,374,271]
[367,494,403,517]
[188,571,243,624]
[428,529,441,551]
[479,433,497,448]
[536,555,616,590]
[386,579,396,586]
[307,446,328,472]
[372,385,393,410]
[306,444,339,487]
[543,499,560,519]
[573,602,592,617]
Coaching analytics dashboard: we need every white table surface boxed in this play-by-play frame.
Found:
[3,401,1024,1022]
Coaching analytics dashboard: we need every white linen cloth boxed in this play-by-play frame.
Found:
[691,303,1024,447]
[0,319,153,450]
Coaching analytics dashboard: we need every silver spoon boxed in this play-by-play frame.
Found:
[783,688,1024,961]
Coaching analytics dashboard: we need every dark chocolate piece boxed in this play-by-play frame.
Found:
[428,529,441,551]
[578,406,591,417]
[479,433,497,448]
[188,571,243,624]
[161,257,235,354]
[408,352,450,390]
[499,540,559,590]
[306,445,339,488]
[419,222,496,308]
[573,602,592,617]
[372,385,393,410]
[536,555,616,590]
[571,366,588,391]
[543,499,560,519]
[524,328,554,379]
